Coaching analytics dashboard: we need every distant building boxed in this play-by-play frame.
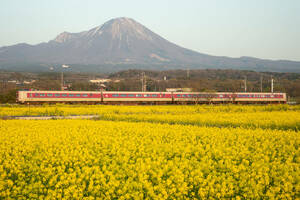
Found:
[100,84,106,90]
[166,88,192,92]
[61,86,68,91]
[7,80,36,85]
[89,79,111,84]
[23,80,36,84]
[62,64,70,68]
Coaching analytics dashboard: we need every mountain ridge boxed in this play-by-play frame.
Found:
[0,17,299,73]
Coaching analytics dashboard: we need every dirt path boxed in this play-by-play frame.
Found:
[4,115,99,120]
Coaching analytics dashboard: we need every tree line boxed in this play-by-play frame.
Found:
[0,69,299,103]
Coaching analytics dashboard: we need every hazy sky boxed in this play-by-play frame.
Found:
[1,0,299,61]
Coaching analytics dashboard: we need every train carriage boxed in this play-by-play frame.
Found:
[18,91,101,104]
[17,90,287,104]
[102,91,173,103]
[234,93,286,103]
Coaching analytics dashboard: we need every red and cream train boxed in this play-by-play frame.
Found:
[17,90,287,104]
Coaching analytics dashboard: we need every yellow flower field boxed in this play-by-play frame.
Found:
[0,105,299,199]
[1,105,300,131]
[1,104,300,117]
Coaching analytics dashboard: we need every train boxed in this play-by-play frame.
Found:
[17,90,287,104]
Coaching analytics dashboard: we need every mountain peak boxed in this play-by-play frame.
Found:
[54,32,73,43]
[103,17,136,26]
[99,17,153,41]
[53,17,153,42]
[108,17,135,22]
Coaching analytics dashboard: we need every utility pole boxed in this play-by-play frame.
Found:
[141,72,146,92]
[141,72,143,92]
[260,75,263,92]
[244,76,247,92]
[61,64,71,91]
[61,71,64,91]
[187,67,190,79]
[144,72,147,92]
[271,75,274,93]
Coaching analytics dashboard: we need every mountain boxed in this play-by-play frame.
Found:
[0,17,300,73]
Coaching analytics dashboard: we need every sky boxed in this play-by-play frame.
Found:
[0,0,299,61]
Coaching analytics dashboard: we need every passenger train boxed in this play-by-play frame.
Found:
[17,90,287,104]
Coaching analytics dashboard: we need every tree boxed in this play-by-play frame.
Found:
[0,89,18,103]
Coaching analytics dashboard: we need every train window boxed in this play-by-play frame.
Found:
[112,94,119,97]
[128,94,135,97]
[82,94,88,97]
[152,94,157,97]
[55,94,60,97]
[40,94,45,97]
[76,94,81,97]
[136,94,142,97]
[47,94,53,97]
[144,94,149,97]
[120,94,127,97]
[62,94,67,97]
[69,94,74,97]
[35,93,39,96]
[176,94,181,97]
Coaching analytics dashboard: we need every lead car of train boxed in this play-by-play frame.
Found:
[17,90,287,104]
